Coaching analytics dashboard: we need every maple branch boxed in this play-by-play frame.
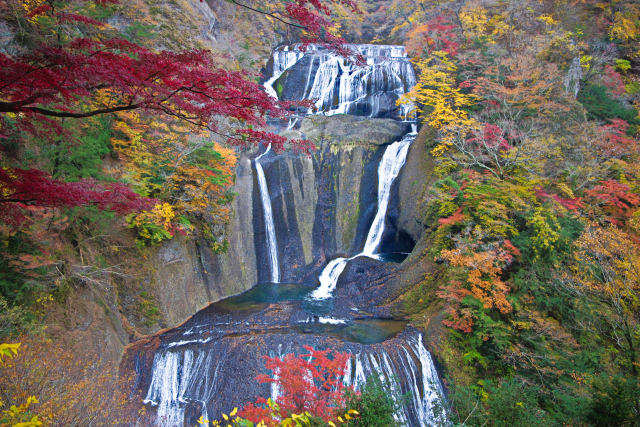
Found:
[0,97,44,112]
[24,103,142,117]
[225,0,306,29]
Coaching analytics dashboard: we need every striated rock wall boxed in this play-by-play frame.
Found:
[255,115,409,282]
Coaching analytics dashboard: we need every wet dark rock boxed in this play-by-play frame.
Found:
[334,256,399,316]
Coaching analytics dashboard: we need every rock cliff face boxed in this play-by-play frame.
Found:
[82,80,422,370]
[254,115,409,282]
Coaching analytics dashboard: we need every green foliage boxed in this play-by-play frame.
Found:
[125,22,158,42]
[0,233,44,305]
[587,375,640,426]
[0,297,37,340]
[342,377,400,427]
[578,83,640,130]
[66,205,117,239]
[525,207,561,261]
[138,291,160,327]
[450,379,553,426]
[402,278,435,315]
[126,203,176,248]
[615,59,632,72]
[45,116,112,181]
[484,379,551,427]
[513,213,583,267]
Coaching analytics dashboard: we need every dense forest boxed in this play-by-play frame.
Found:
[1,0,639,426]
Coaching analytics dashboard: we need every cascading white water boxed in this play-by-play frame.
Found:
[143,332,446,427]
[362,133,414,255]
[347,333,446,426]
[263,46,306,99]
[310,132,415,300]
[143,350,223,427]
[255,145,280,283]
[265,44,416,119]
[142,43,449,427]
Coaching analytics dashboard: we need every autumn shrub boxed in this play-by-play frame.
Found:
[41,116,113,181]
[578,83,640,131]
[0,297,37,340]
[0,336,138,425]
[342,377,399,427]
[240,346,351,425]
[0,229,47,305]
[587,374,640,426]
[126,202,176,247]
[483,379,551,427]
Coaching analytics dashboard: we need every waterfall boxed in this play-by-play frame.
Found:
[140,43,451,427]
[312,257,350,300]
[143,350,223,426]
[342,334,447,426]
[142,332,446,427]
[264,44,416,119]
[311,132,415,300]
[255,145,279,283]
[362,133,414,255]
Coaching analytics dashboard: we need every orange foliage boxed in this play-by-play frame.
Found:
[437,243,513,333]
[110,110,236,236]
[474,54,571,118]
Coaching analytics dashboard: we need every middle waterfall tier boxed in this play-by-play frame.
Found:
[311,131,416,300]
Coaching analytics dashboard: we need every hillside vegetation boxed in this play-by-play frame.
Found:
[392,0,640,424]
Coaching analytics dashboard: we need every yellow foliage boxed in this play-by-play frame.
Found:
[0,343,41,426]
[1,337,136,425]
[573,226,640,305]
[527,207,560,260]
[111,110,236,244]
[459,3,510,42]
[537,14,558,26]
[610,10,640,41]
[21,0,46,23]
[0,342,20,363]
[398,52,479,157]
[459,5,489,40]
[128,203,176,245]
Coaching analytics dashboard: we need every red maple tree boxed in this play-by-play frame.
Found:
[240,346,351,425]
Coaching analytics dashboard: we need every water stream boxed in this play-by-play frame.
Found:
[311,130,416,300]
[255,144,280,283]
[268,44,416,119]
[263,45,307,99]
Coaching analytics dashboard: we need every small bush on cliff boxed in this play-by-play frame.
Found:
[342,376,399,427]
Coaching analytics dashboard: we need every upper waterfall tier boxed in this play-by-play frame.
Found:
[265,44,417,120]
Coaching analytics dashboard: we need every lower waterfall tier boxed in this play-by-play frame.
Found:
[125,284,447,426]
